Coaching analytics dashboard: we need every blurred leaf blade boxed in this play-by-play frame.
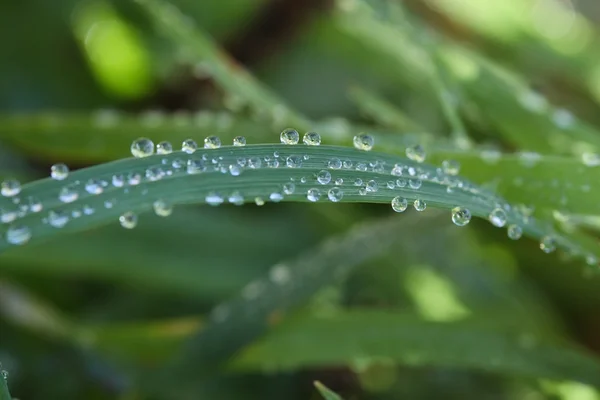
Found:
[314,381,344,400]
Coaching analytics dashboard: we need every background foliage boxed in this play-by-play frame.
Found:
[2,0,600,399]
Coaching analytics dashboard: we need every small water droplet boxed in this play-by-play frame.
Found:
[343,160,353,169]
[206,192,224,206]
[353,134,374,151]
[317,170,332,185]
[204,135,221,149]
[255,197,265,206]
[231,135,247,147]
[286,155,303,168]
[451,207,471,226]
[335,178,344,185]
[409,179,422,189]
[85,179,103,195]
[0,208,17,224]
[127,172,142,185]
[1,179,21,197]
[280,128,299,144]
[269,264,291,284]
[442,160,460,175]
[391,196,408,212]
[131,137,154,158]
[365,180,378,193]
[283,183,295,195]
[414,199,426,211]
[28,197,42,213]
[157,141,173,155]
[327,187,344,202]
[327,158,342,169]
[48,210,69,228]
[540,236,556,253]
[83,205,95,215]
[229,164,242,176]
[303,131,321,145]
[489,208,507,227]
[307,188,321,202]
[406,145,426,163]
[507,224,523,240]
[6,224,31,245]
[585,254,598,266]
[228,191,244,205]
[153,199,173,216]
[552,108,575,129]
[182,139,198,154]
[354,178,363,186]
[50,163,69,180]
[270,192,284,202]
[119,212,138,229]
[58,186,78,203]
[396,179,407,188]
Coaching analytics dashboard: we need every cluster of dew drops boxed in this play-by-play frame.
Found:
[0,127,594,264]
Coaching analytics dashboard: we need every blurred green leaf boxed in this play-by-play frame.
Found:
[314,381,343,400]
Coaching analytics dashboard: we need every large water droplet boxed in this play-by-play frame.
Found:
[406,145,426,163]
[307,188,321,202]
[540,236,556,253]
[280,128,299,144]
[157,141,173,155]
[353,134,374,151]
[182,139,198,154]
[451,207,471,226]
[206,192,224,206]
[119,212,138,229]
[204,135,221,149]
[233,136,246,146]
[131,138,154,158]
[6,224,31,245]
[1,179,20,197]
[51,163,69,180]
[507,224,523,240]
[391,196,408,212]
[489,208,507,227]
[327,187,344,202]
[303,131,321,145]
[153,199,173,217]
[317,170,332,185]
[414,199,427,211]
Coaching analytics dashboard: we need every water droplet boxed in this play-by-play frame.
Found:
[391,196,408,212]
[128,172,142,185]
[228,191,244,205]
[28,197,42,213]
[71,209,82,218]
[187,159,205,174]
[48,210,69,228]
[581,153,600,167]
[391,164,404,176]
[204,135,221,149]
[355,163,367,172]
[286,155,303,168]
[409,179,422,189]
[270,192,284,202]
[442,160,460,175]
[335,178,344,185]
[303,131,321,145]
[283,183,295,195]
[157,141,173,154]
[110,174,124,188]
[396,179,407,188]
[328,187,344,202]
[451,207,471,226]
[153,199,173,216]
[229,164,242,176]
[481,149,501,164]
[280,128,299,144]
[353,134,374,151]
[489,208,507,227]
[269,264,291,284]
[327,158,342,169]
[131,137,154,158]
[343,160,353,169]
[317,170,332,185]
[540,236,556,253]
[233,136,246,146]
[119,212,138,229]
[58,186,78,203]
[300,176,307,183]
[85,179,103,194]
[365,180,378,193]
[1,179,20,197]
[307,188,321,202]
[507,224,523,240]
[354,178,363,186]
[414,199,426,211]
[6,224,31,245]
[182,139,198,154]
[406,145,426,163]
[585,254,598,266]
[552,108,575,129]
[206,192,224,206]
[50,163,69,180]
[255,197,265,206]
[83,205,95,215]
[1,208,17,223]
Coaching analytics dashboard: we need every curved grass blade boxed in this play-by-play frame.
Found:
[314,381,344,400]
[0,144,595,265]
[231,311,600,387]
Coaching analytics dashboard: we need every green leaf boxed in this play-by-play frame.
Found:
[0,367,10,400]
[314,381,343,400]
[232,311,600,387]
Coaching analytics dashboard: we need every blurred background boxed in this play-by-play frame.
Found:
[3,0,600,399]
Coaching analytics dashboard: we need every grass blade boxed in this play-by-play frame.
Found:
[314,381,344,400]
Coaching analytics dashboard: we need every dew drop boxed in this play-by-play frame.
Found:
[50,163,69,180]
[540,236,556,253]
[283,183,295,195]
[354,178,363,186]
[327,158,342,169]
[414,199,427,211]
[451,207,471,226]
[153,199,173,217]
[206,192,224,206]
[303,131,321,145]
[335,178,344,185]
[233,136,246,146]
[6,224,31,245]
[204,135,221,149]
[328,187,344,202]
[156,141,173,155]
[353,134,374,151]
[406,145,426,163]
[85,179,103,195]
[391,196,408,212]
[112,174,125,187]
[1,179,20,197]
[119,212,138,229]
[442,160,460,175]
[270,192,284,202]
[280,128,299,145]
[409,179,422,189]
[229,164,242,176]
[307,188,321,202]
[28,197,42,213]
[248,156,262,169]
[1,208,17,223]
[48,210,69,228]
[396,179,407,188]
[131,137,154,158]
[507,224,523,240]
[317,170,332,185]
[58,186,78,203]
[182,139,198,154]
[365,180,378,193]
[228,191,244,205]
[489,208,507,227]
[343,160,353,169]
[127,172,142,185]
[255,197,265,206]
[286,155,303,168]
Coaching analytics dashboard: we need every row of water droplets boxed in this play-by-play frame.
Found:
[0,128,594,265]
